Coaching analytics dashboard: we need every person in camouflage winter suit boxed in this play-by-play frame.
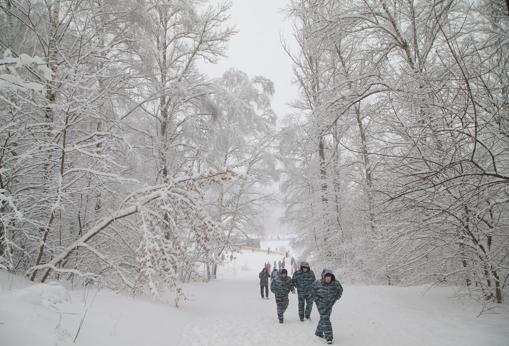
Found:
[270,268,295,323]
[292,261,316,321]
[311,269,343,344]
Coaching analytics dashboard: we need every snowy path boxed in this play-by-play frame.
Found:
[178,280,315,346]
[177,279,509,346]
[1,250,509,346]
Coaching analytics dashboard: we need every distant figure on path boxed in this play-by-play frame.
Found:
[292,261,316,321]
[265,262,271,273]
[259,267,270,299]
[311,269,343,344]
[270,268,295,323]
[271,268,279,281]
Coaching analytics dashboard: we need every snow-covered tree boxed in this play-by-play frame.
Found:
[0,0,280,305]
[282,0,509,304]
[203,69,277,278]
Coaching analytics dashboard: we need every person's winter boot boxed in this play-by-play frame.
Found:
[300,318,304,322]
[326,339,333,344]
[315,332,324,338]
[279,318,284,324]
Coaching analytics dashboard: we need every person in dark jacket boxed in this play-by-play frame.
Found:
[311,269,343,344]
[259,267,270,299]
[292,261,316,321]
[270,268,295,323]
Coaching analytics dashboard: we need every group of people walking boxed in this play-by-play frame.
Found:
[258,261,343,344]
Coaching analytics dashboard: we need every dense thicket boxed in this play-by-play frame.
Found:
[281,0,509,305]
[0,0,276,303]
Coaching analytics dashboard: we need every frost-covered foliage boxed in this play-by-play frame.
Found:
[201,69,277,278]
[282,0,509,305]
[0,51,51,91]
[133,172,230,301]
[0,0,276,303]
[0,50,52,271]
[0,0,140,285]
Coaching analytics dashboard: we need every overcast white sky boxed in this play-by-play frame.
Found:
[201,0,299,118]
[200,0,299,236]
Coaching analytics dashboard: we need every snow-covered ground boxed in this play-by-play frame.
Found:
[1,249,508,346]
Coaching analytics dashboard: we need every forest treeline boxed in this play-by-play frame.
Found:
[0,0,507,307]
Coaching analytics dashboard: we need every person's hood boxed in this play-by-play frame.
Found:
[320,269,327,278]
[300,261,310,270]
[322,269,336,282]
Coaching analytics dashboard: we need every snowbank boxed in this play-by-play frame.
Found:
[1,250,508,346]
[12,282,70,307]
[0,273,73,346]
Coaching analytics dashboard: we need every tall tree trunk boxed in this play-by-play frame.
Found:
[31,1,61,281]
[459,241,471,287]
[355,104,376,235]
[331,123,343,242]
